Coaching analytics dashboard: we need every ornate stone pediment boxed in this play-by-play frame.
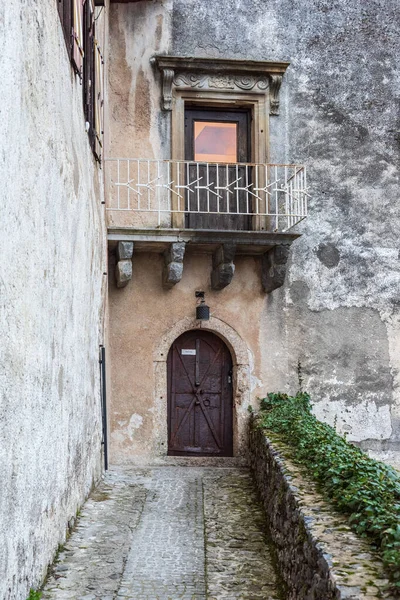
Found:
[151,55,289,115]
[173,72,269,92]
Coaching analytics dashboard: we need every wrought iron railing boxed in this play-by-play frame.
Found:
[105,158,308,232]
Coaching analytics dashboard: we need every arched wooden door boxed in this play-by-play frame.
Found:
[167,330,233,456]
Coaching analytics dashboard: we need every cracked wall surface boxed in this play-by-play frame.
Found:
[0,2,107,598]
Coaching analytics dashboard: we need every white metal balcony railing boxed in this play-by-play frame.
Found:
[105,158,308,232]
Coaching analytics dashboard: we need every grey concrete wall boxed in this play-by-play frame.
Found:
[106,0,400,466]
[0,2,107,598]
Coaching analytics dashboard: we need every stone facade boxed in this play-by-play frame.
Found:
[249,422,394,599]
[107,0,400,465]
[0,2,107,598]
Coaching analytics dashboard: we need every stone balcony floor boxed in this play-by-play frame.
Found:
[41,466,283,600]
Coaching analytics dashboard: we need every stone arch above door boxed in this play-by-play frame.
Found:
[154,316,249,366]
[153,316,251,457]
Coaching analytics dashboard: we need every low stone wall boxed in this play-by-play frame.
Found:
[249,420,394,600]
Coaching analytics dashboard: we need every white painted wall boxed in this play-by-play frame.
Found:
[0,2,106,598]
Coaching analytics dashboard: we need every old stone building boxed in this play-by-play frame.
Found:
[1,0,399,597]
[106,0,400,465]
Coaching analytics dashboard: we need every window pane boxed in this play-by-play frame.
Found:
[194,122,237,163]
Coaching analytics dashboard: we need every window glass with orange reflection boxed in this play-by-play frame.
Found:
[194,122,237,163]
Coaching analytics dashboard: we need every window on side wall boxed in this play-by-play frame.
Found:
[83,0,104,162]
[57,0,73,57]
[57,0,104,162]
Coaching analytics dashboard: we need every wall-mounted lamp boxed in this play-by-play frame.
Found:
[195,291,210,321]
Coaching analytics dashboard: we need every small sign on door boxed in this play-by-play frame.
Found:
[181,349,196,356]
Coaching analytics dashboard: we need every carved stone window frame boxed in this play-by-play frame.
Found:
[152,56,289,112]
[152,55,289,160]
[152,55,289,227]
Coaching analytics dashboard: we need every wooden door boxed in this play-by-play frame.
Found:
[167,330,233,456]
[185,108,251,231]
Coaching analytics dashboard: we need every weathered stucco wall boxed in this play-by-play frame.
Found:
[0,2,107,598]
[108,252,272,462]
[108,0,172,160]
[172,0,400,456]
[107,0,400,464]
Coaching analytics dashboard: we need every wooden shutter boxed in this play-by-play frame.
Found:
[83,0,103,160]
[57,0,73,57]
[72,0,85,76]
[94,39,104,157]
[57,0,63,21]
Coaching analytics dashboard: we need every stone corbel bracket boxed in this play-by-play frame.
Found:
[115,241,134,289]
[163,242,186,289]
[161,68,174,111]
[152,55,289,115]
[269,74,283,116]
[211,243,236,290]
[262,244,290,293]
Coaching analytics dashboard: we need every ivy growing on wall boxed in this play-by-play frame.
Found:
[257,392,400,592]
[27,591,41,600]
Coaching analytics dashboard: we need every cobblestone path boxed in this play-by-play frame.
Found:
[42,467,283,600]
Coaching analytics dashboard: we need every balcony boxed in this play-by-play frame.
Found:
[105,158,309,291]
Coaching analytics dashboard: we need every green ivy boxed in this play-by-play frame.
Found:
[27,591,41,600]
[257,392,400,593]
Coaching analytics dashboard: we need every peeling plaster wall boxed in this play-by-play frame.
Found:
[107,0,172,160]
[170,0,400,456]
[0,2,107,598]
[107,0,400,466]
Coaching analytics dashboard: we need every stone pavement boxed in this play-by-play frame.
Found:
[42,466,283,600]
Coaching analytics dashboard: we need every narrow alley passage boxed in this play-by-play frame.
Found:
[42,467,283,600]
